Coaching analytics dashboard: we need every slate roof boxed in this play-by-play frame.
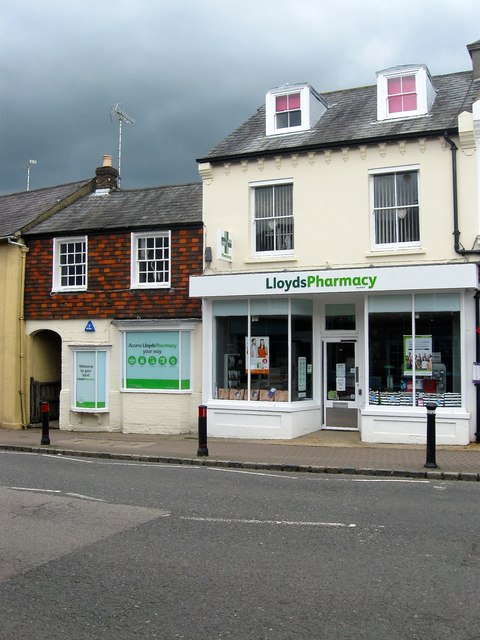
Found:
[199,71,479,163]
[0,181,92,237]
[24,182,203,236]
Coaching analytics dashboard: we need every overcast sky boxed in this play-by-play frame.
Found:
[1,0,478,195]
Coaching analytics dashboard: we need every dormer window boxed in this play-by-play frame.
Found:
[266,84,327,136]
[387,75,417,114]
[377,65,436,121]
[276,93,301,129]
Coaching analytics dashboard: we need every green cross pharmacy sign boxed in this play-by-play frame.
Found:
[218,229,232,262]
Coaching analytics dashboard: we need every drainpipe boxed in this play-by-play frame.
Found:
[7,237,29,428]
[476,291,480,442]
[443,132,480,257]
[443,133,480,442]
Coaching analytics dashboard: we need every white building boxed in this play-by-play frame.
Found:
[190,39,480,445]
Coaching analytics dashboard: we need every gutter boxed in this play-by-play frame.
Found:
[198,129,459,167]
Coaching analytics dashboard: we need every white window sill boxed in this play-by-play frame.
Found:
[245,255,297,264]
[130,284,171,290]
[366,248,425,258]
[71,408,109,413]
[376,112,431,123]
[52,287,87,293]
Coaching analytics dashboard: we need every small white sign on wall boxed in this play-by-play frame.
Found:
[217,229,232,262]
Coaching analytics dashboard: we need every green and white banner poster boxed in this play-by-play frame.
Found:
[75,350,106,409]
[125,331,190,390]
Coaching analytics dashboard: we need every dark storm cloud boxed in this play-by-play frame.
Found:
[1,0,478,194]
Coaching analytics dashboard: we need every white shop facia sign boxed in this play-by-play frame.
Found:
[190,263,478,298]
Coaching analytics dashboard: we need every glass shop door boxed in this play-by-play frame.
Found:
[324,340,359,429]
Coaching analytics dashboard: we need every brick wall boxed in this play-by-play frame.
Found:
[24,227,203,320]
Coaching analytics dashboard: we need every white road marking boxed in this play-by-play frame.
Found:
[65,492,105,502]
[208,467,297,479]
[351,478,430,484]
[0,451,202,469]
[90,462,203,469]
[181,516,356,528]
[7,486,105,502]
[8,486,61,493]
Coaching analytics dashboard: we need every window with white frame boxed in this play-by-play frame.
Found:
[131,231,170,288]
[275,93,301,129]
[53,236,87,291]
[387,75,417,114]
[371,169,420,249]
[376,65,436,121]
[265,84,327,136]
[253,182,294,255]
[72,348,108,411]
[121,329,191,391]
[368,294,461,407]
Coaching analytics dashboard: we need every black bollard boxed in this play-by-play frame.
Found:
[197,404,208,457]
[424,402,438,469]
[40,401,50,446]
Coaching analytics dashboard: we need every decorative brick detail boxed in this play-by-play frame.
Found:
[24,226,203,320]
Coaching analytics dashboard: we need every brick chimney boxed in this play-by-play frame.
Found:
[94,154,119,193]
[467,39,480,81]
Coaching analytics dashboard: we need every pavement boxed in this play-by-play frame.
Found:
[1,426,480,481]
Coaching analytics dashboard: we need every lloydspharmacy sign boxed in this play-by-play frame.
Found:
[266,273,378,292]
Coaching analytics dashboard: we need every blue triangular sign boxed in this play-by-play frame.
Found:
[85,321,95,332]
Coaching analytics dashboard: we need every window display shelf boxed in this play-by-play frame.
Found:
[368,390,461,407]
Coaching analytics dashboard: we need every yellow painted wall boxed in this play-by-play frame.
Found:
[0,242,27,429]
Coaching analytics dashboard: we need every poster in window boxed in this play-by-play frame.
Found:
[246,336,270,374]
[298,356,307,392]
[403,335,433,377]
[125,331,190,390]
[75,351,106,409]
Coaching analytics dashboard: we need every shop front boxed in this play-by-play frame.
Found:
[190,262,478,444]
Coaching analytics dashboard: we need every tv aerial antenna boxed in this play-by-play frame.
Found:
[110,103,135,186]
[21,159,37,191]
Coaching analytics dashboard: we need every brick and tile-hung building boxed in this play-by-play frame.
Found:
[24,159,203,434]
[191,39,480,445]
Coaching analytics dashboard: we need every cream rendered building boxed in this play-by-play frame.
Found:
[191,40,480,445]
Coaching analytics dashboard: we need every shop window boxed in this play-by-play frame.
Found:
[368,294,461,407]
[72,349,108,411]
[291,300,313,401]
[371,169,420,249]
[121,330,191,391]
[213,299,312,402]
[214,301,248,399]
[325,304,356,330]
[253,182,294,255]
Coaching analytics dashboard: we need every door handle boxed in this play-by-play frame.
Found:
[355,367,359,383]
